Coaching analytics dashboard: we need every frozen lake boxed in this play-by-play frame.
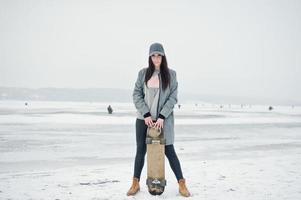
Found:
[0,100,301,199]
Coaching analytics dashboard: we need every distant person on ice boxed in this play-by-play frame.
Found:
[126,42,191,197]
[107,105,113,114]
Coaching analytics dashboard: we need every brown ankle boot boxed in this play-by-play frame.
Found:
[126,177,140,196]
[178,178,191,197]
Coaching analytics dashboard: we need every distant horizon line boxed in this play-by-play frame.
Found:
[0,86,300,106]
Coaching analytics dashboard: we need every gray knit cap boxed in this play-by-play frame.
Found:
[149,42,165,56]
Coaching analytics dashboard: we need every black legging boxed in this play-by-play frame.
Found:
[133,118,184,182]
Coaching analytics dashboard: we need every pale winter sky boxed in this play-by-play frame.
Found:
[0,0,300,103]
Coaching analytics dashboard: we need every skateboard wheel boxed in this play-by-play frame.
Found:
[145,137,152,144]
[160,138,166,145]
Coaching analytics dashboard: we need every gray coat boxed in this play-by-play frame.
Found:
[133,67,178,145]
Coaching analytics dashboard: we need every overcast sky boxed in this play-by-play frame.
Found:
[0,0,300,103]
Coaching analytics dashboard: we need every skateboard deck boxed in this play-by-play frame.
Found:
[145,124,166,195]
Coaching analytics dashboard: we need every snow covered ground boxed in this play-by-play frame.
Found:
[0,100,301,200]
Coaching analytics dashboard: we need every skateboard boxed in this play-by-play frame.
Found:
[145,123,166,195]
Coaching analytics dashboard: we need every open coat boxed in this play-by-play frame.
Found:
[132,67,178,145]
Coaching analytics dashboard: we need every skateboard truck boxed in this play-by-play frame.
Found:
[146,137,166,145]
[146,178,167,187]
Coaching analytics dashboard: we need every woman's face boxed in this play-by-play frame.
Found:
[151,54,162,67]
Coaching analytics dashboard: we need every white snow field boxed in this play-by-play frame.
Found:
[0,100,301,200]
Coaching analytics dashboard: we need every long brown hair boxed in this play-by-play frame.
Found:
[144,55,170,91]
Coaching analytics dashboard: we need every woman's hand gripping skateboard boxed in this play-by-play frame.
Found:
[144,117,164,130]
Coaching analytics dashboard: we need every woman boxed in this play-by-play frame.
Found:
[126,42,191,197]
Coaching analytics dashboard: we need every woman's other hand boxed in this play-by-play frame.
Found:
[154,118,164,130]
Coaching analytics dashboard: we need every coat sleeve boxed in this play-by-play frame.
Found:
[132,69,150,117]
[159,70,178,119]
